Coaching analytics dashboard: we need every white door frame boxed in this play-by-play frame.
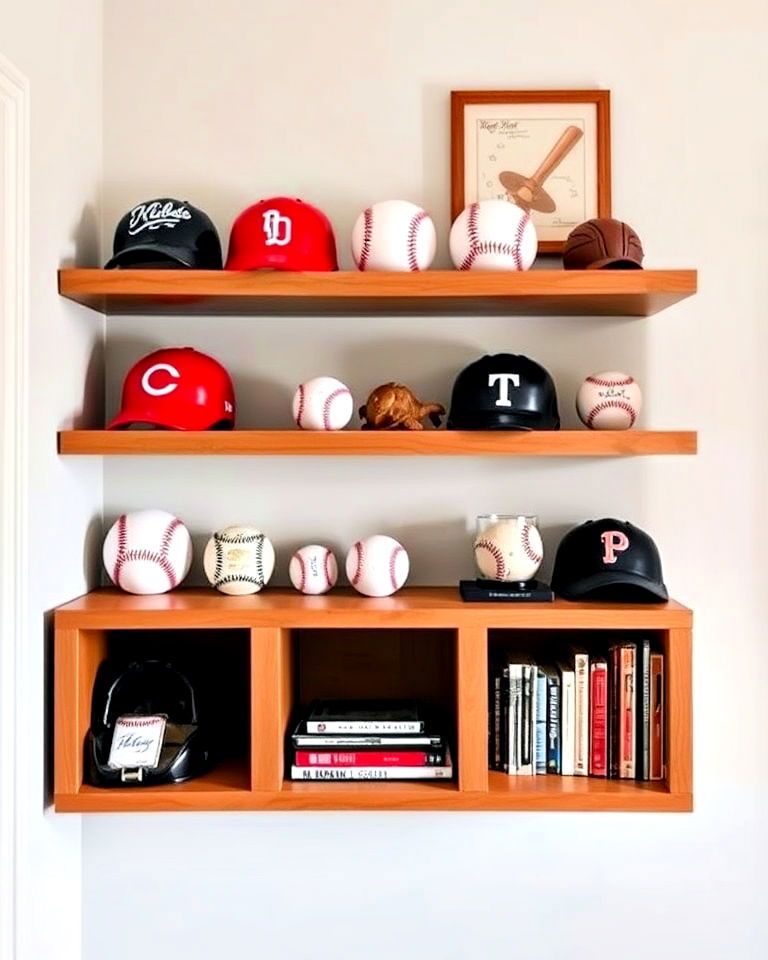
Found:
[0,52,30,960]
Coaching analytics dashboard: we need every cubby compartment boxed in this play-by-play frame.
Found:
[54,626,253,810]
[279,628,458,796]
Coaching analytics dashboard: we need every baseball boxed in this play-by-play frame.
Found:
[449,199,537,271]
[292,376,354,430]
[289,544,338,595]
[576,371,643,430]
[203,525,276,595]
[103,509,192,595]
[351,200,436,272]
[345,535,409,598]
[474,518,543,583]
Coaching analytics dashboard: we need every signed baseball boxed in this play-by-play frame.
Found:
[351,200,436,271]
[474,518,543,583]
[103,509,192,595]
[345,535,409,597]
[203,525,275,595]
[576,371,642,430]
[449,199,537,271]
[289,544,338,595]
[292,376,354,430]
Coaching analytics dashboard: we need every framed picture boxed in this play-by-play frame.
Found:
[451,90,611,254]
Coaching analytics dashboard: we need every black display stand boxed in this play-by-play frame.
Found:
[458,578,554,603]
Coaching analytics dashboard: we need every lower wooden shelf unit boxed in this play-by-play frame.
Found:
[53,588,693,813]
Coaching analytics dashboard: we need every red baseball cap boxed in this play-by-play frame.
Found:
[225,197,338,271]
[108,347,236,430]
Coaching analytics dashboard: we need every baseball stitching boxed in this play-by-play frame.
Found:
[323,548,334,588]
[474,539,506,580]
[407,211,428,271]
[389,545,404,592]
[586,375,634,388]
[295,384,306,428]
[112,515,181,589]
[458,203,481,270]
[213,532,266,587]
[294,553,307,592]
[521,524,543,566]
[214,531,264,544]
[323,388,350,430]
[586,400,637,429]
[351,541,364,586]
[512,212,530,270]
[358,207,373,270]
[112,514,128,585]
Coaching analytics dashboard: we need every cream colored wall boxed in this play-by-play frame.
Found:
[88,2,767,958]
[0,2,103,958]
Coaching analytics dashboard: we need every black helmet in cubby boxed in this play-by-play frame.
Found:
[447,354,560,430]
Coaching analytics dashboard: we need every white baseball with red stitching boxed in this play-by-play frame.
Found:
[473,519,543,582]
[289,544,338,595]
[345,535,409,597]
[449,199,537,271]
[576,371,643,431]
[102,509,192,595]
[351,200,436,272]
[291,376,354,430]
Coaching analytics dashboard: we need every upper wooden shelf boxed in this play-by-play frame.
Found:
[58,268,697,317]
[58,429,697,457]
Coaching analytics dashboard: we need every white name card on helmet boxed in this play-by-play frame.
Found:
[108,715,167,770]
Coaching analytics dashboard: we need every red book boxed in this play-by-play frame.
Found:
[589,657,608,777]
[294,750,438,767]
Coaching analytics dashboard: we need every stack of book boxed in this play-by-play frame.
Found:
[489,637,664,780]
[289,699,453,781]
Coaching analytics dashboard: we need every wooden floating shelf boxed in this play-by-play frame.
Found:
[58,429,698,457]
[54,588,693,812]
[58,268,697,317]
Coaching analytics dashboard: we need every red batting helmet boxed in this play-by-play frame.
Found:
[225,197,338,271]
[108,347,235,430]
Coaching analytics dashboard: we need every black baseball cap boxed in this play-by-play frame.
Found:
[105,198,223,269]
[552,518,668,603]
[447,354,560,430]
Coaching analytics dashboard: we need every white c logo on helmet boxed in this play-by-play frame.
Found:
[141,362,180,397]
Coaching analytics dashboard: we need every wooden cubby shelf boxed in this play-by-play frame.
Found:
[54,588,693,813]
[58,268,697,317]
[58,429,698,457]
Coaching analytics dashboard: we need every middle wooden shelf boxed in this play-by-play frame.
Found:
[58,429,698,457]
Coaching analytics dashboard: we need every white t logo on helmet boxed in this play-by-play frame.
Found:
[141,363,180,397]
[262,209,292,246]
[488,373,521,407]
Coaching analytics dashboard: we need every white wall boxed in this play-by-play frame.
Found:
[87,2,767,958]
[0,2,103,958]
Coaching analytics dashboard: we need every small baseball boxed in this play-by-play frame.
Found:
[449,199,537,271]
[103,509,192,595]
[289,544,338,595]
[351,200,436,271]
[345,535,410,598]
[203,525,276,595]
[576,371,643,430]
[292,376,354,431]
[474,519,543,583]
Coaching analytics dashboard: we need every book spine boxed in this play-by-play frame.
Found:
[608,645,621,778]
[293,736,440,748]
[573,651,589,776]
[560,672,575,776]
[546,677,561,774]
[294,749,443,767]
[636,639,651,781]
[501,666,510,774]
[589,660,608,777]
[291,765,452,780]
[535,669,547,774]
[492,673,502,771]
[650,652,665,781]
[305,720,424,733]
[619,644,637,778]
[509,666,522,774]
[519,665,534,775]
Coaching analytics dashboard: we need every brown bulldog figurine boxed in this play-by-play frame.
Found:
[359,383,445,430]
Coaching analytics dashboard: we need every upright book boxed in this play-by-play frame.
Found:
[649,652,665,781]
[555,657,576,776]
[569,644,590,776]
[589,654,608,777]
[635,637,652,781]
[539,664,561,775]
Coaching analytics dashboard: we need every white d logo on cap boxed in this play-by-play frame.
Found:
[141,362,180,397]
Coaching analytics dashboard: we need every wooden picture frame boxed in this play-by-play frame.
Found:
[451,90,611,254]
